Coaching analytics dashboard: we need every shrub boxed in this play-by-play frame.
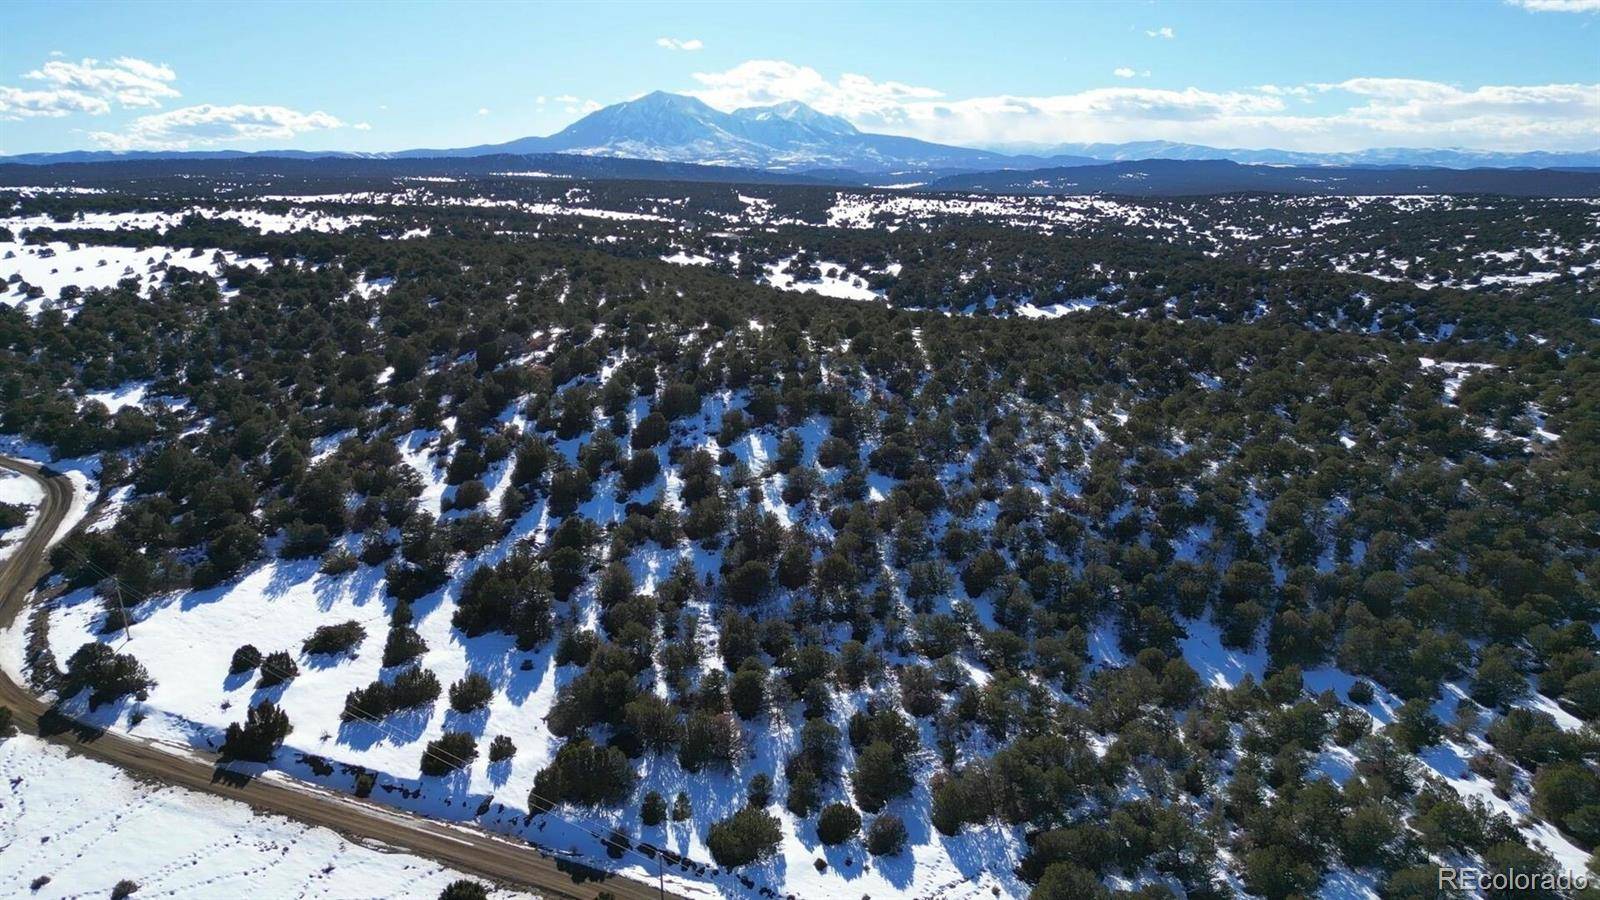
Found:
[1533,762,1600,845]
[419,731,477,777]
[448,672,494,713]
[678,710,741,772]
[0,501,27,529]
[302,621,366,656]
[488,735,517,762]
[319,547,358,575]
[785,766,820,817]
[530,739,634,808]
[631,412,670,449]
[707,807,782,867]
[641,790,666,826]
[450,479,489,510]
[342,666,441,721]
[548,468,593,517]
[437,880,488,900]
[729,665,768,720]
[220,700,292,762]
[111,881,139,900]
[451,550,554,649]
[0,705,15,738]
[555,629,599,667]
[229,644,262,675]
[748,772,773,807]
[851,740,913,812]
[865,813,908,856]
[62,642,155,709]
[817,802,861,845]
[381,626,428,667]
[257,650,298,687]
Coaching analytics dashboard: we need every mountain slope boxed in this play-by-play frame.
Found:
[392,92,1097,174]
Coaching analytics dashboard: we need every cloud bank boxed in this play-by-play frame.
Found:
[687,60,1600,152]
[1506,0,1600,11]
[89,104,346,150]
[0,56,178,119]
[1,54,353,149]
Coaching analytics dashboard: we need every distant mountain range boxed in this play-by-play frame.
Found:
[927,158,1600,198]
[1003,140,1600,171]
[4,153,1597,199]
[390,91,1102,173]
[5,91,1597,175]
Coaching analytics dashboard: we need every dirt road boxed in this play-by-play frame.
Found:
[0,455,683,900]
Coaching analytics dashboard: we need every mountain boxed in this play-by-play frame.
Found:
[4,92,1595,174]
[928,158,1600,198]
[394,91,1097,174]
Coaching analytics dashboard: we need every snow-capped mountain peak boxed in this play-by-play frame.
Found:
[731,100,858,136]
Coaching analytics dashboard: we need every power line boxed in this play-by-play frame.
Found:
[48,538,707,887]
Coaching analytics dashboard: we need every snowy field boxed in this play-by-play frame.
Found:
[0,237,268,316]
[0,734,530,900]
[0,467,42,564]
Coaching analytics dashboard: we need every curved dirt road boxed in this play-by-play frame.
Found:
[0,455,680,900]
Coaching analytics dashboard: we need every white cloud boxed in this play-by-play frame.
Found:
[1113,67,1137,79]
[1,56,178,119]
[1507,0,1600,10]
[691,60,943,118]
[551,94,599,114]
[685,60,1600,152]
[477,107,490,115]
[27,57,178,107]
[0,85,109,118]
[89,104,346,150]
[1146,26,1176,39]
[656,37,704,51]
[353,122,372,131]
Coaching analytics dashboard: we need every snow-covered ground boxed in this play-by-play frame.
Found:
[0,468,42,565]
[1176,615,1592,877]
[762,257,881,302]
[0,734,530,899]
[34,393,1028,900]
[0,238,265,315]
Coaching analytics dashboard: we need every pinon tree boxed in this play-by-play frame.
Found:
[220,699,292,762]
[707,807,782,867]
[419,732,478,777]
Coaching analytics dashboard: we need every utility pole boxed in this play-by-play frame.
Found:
[112,580,133,644]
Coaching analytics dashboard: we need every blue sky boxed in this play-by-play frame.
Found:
[2,0,1596,154]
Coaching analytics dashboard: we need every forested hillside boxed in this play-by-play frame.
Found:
[2,172,1598,899]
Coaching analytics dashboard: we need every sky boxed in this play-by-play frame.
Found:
[1,0,1597,156]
